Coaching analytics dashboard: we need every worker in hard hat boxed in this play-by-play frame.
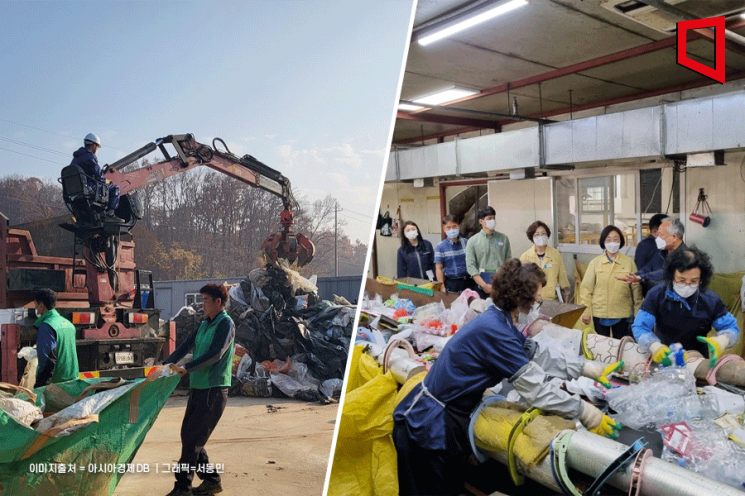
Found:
[632,246,739,368]
[70,133,125,223]
[393,258,622,496]
[33,288,79,387]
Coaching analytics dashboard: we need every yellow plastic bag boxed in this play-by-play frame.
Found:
[328,345,400,496]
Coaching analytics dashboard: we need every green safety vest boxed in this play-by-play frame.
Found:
[190,311,234,389]
[34,309,79,383]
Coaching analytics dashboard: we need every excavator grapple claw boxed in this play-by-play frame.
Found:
[261,207,315,267]
[261,231,315,267]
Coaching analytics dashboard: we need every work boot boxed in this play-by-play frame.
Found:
[105,209,126,224]
[192,480,223,494]
[164,487,192,496]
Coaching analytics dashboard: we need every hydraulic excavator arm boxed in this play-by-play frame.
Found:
[62,133,314,268]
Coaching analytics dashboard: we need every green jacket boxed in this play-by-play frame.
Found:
[465,229,512,276]
[34,309,79,384]
[189,311,235,389]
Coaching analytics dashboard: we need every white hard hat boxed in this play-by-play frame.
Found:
[84,133,101,147]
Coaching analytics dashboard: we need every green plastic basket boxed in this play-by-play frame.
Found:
[396,283,434,296]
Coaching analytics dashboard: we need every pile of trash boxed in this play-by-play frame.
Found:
[357,290,485,355]
[605,366,745,490]
[173,264,352,403]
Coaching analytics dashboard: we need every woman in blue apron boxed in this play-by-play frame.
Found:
[393,259,621,495]
[632,246,739,366]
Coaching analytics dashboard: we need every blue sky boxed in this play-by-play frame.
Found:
[0,0,414,242]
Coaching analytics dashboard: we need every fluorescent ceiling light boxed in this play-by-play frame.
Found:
[741,12,745,19]
[418,0,528,46]
[399,102,424,111]
[413,87,479,106]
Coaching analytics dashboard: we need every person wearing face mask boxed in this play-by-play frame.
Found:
[397,220,435,280]
[465,206,511,298]
[632,247,739,367]
[392,259,622,496]
[434,215,473,293]
[635,214,667,272]
[580,225,642,338]
[617,217,687,293]
[519,220,570,301]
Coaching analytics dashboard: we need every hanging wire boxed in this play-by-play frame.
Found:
[665,160,685,214]
[642,167,664,215]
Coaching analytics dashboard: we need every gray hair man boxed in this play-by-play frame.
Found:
[617,217,687,287]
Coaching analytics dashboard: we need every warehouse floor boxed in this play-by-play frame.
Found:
[114,393,338,495]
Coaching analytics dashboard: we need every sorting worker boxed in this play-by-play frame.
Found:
[33,288,79,388]
[70,133,125,223]
[434,215,472,293]
[397,221,435,280]
[519,220,570,301]
[163,284,235,496]
[465,206,511,298]
[632,246,739,367]
[617,217,687,291]
[393,259,622,496]
[580,225,642,338]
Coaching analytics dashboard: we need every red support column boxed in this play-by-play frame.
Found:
[1,324,19,385]
[166,321,176,358]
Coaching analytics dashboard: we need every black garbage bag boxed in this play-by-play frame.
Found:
[292,330,349,381]
[173,304,203,346]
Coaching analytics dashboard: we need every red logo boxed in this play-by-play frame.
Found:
[677,16,726,84]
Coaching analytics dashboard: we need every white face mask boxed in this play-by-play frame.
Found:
[533,235,548,247]
[484,219,496,230]
[605,242,621,254]
[655,236,667,250]
[673,282,698,298]
[404,229,419,240]
[445,228,459,239]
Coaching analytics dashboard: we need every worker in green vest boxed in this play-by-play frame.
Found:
[164,283,235,496]
[34,288,79,387]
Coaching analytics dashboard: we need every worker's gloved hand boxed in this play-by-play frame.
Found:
[649,341,671,364]
[660,343,688,367]
[582,360,624,388]
[697,334,730,367]
[590,415,622,439]
[579,402,621,439]
[596,361,623,388]
[166,364,188,377]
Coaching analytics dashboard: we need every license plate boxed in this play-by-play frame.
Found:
[115,351,134,365]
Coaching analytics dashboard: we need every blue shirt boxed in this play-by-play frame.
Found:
[638,243,687,285]
[434,237,468,278]
[632,283,739,355]
[634,236,659,272]
[36,323,57,385]
[397,240,435,279]
[393,305,529,450]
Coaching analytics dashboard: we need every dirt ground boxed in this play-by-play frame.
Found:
[114,392,338,496]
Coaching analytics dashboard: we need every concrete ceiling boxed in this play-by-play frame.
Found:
[393,0,745,144]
